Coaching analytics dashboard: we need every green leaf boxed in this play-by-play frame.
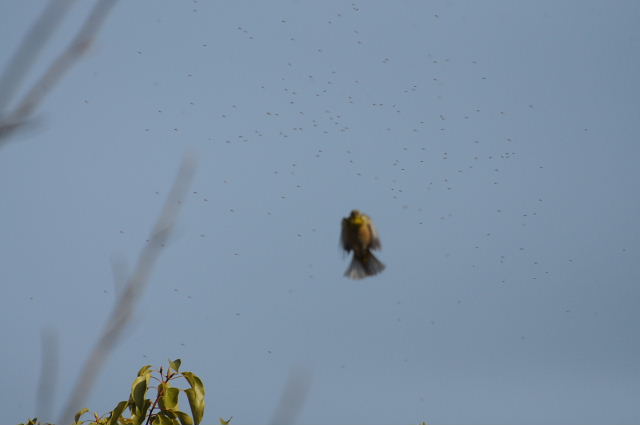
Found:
[180,372,199,391]
[219,416,233,424]
[174,411,194,425]
[75,408,90,423]
[107,400,128,425]
[184,388,205,425]
[169,359,181,372]
[136,398,151,425]
[158,382,168,396]
[152,412,180,425]
[131,375,149,413]
[159,386,180,411]
[161,410,178,420]
[127,396,136,414]
[181,372,205,425]
[137,365,153,376]
[130,399,152,425]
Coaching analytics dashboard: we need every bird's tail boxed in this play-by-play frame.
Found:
[344,251,385,279]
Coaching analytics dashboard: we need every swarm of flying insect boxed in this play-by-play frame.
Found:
[341,209,385,279]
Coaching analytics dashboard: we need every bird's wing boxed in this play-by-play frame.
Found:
[340,217,351,251]
[367,217,382,250]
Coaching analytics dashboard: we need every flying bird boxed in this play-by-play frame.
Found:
[341,209,385,279]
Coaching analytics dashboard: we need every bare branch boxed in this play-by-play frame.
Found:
[270,367,312,425]
[0,0,120,145]
[0,0,77,113]
[58,154,197,425]
[36,328,59,423]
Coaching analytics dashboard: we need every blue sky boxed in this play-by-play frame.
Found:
[1,1,639,424]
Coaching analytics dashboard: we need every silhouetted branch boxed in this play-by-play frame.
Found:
[270,367,312,425]
[36,328,59,423]
[0,0,119,145]
[0,0,76,113]
[58,154,197,425]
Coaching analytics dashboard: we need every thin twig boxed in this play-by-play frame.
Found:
[0,0,77,113]
[144,368,169,425]
[58,154,197,425]
[36,328,59,423]
[0,0,120,144]
[269,367,312,425]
